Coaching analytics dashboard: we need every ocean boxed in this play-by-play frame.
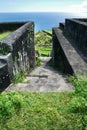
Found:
[0,12,87,32]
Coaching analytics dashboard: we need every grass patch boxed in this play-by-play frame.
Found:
[68,75,87,98]
[35,30,52,56]
[35,57,41,67]
[0,31,11,40]
[36,47,51,56]
[68,75,87,130]
[0,77,87,130]
[12,70,25,84]
[0,92,76,129]
[0,31,12,55]
[45,30,52,34]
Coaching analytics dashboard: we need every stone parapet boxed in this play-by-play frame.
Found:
[0,22,35,89]
[52,27,87,75]
[65,18,87,55]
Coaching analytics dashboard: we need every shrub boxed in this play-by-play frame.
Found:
[0,92,24,120]
[68,75,87,98]
[69,95,87,129]
[69,96,87,113]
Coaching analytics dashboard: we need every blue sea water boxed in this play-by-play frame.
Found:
[0,12,87,32]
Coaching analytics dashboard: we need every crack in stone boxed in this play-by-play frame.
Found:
[29,75,48,78]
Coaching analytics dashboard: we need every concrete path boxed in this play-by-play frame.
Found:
[5,57,74,92]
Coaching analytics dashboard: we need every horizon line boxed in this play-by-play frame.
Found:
[0,11,85,14]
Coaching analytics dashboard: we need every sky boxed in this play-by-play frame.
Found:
[0,0,87,13]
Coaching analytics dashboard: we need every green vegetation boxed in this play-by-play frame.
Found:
[0,47,10,55]
[0,92,78,129]
[12,70,25,84]
[68,75,87,98]
[0,31,11,55]
[37,48,51,56]
[45,30,52,34]
[0,75,87,129]
[0,31,11,40]
[35,30,52,56]
[35,57,41,67]
[68,75,87,130]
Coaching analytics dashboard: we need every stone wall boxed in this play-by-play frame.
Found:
[52,28,73,74]
[0,61,10,91]
[75,18,87,22]
[52,27,87,75]
[65,19,87,54]
[52,18,87,75]
[0,22,26,32]
[0,22,35,90]
[59,23,65,30]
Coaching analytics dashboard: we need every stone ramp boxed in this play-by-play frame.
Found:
[5,57,73,92]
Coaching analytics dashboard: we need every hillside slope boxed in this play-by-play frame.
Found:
[35,30,52,56]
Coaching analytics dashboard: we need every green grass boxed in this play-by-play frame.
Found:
[0,74,87,130]
[35,57,41,67]
[0,31,12,55]
[68,75,87,98]
[12,70,25,84]
[68,75,87,130]
[45,30,52,34]
[0,92,80,130]
[35,30,52,56]
[36,47,51,56]
[0,31,11,40]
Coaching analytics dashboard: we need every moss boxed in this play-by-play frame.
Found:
[0,31,11,40]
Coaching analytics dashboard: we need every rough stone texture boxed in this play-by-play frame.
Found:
[52,27,87,75]
[0,22,35,89]
[59,23,65,30]
[0,53,13,79]
[0,61,10,91]
[65,19,87,55]
[5,57,73,92]
[0,22,26,32]
[74,18,87,23]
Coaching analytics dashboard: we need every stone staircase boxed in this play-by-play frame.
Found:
[5,57,73,92]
